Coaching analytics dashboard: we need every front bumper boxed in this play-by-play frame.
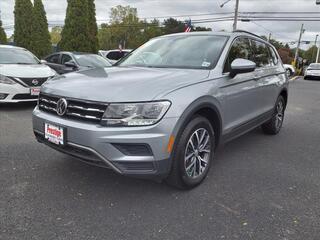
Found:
[0,83,38,103]
[32,106,179,179]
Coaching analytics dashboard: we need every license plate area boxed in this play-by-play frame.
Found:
[30,87,41,96]
[44,123,65,145]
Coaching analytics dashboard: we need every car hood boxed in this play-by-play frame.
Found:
[0,64,56,78]
[42,66,210,102]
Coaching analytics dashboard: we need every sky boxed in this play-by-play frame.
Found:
[1,0,320,48]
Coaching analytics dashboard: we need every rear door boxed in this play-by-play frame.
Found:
[220,37,262,133]
[250,39,283,113]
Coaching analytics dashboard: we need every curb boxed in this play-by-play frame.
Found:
[289,76,300,82]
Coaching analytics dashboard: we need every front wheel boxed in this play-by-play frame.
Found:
[166,116,215,189]
[261,96,285,135]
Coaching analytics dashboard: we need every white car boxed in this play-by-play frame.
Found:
[0,45,56,103]
[98,49,132,64]
[283,64,295,78]
[304,63,320,80]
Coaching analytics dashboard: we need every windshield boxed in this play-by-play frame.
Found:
[309,63,320,69]
[0,48,40,64]
[118,35,228,69]
[74,54,112,68]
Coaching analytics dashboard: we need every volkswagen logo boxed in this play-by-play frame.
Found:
[56,98,68,116]
[31,79,39,86]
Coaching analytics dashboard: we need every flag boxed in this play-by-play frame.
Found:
[184,20,192,32]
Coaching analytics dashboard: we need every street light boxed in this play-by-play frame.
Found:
[220,0,240,31]
[316,41,320,63]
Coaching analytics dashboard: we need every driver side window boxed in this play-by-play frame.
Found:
[61,54,73,65]
[224,38,253,73]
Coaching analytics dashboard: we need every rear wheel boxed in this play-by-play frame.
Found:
[261,96,285,135]
[166,116,215,189]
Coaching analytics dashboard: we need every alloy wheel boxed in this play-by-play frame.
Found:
[184,128,211,179]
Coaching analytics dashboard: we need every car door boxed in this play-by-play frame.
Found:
[250,39,283,114]
[45,53,62,73]
[60,54,77,74]
[219,37,262,135]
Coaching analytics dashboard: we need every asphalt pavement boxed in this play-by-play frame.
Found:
[1,77,320,240]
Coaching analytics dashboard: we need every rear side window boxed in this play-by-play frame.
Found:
[250,40,273,68]
[268,46,278,65]
[46,54,60,64]
[224,37,253,73]
[107,51,125,61]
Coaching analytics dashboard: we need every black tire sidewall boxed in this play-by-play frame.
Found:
[175,116,215,188]
[270,96,285,134]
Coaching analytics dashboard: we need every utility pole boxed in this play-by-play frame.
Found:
[316,43,320,63]
[294,23,305,68]
[233,0,240,31]
[268,33,272,42]
[220,0,239,31]
[312,34,319,62]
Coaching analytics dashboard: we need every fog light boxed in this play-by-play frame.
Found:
[0,93,8,99]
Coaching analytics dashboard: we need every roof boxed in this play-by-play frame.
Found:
[0,44,25,50]
[155,30,267,43]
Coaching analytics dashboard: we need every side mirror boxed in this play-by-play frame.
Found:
[230,58,256,78]
[40,59,47,64]
[65,61,77,69]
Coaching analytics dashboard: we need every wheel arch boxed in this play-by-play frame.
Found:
[171,96,223,149]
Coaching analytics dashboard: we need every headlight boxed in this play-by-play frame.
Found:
[0,74,16,85]
[101,101,171,126]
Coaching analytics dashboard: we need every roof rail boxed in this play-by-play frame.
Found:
[233,30,264,40]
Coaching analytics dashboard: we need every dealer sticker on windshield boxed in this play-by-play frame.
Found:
[44,123,65,145]
[202,61,211,67]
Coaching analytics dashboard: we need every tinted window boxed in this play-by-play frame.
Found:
[61,54,72,64]
[250,40,273,68]
[119,35,228,69]
[46,54,60,64]
[107,51,125,61]
[224,38,253,73]
[0,48,39,64]
[309,63,320,69]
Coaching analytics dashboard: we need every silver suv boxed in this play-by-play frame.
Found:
[33,31,288,189]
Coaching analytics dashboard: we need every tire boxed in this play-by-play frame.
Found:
[165,115,215,189]
[261,96,285,135]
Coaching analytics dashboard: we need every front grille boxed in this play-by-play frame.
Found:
[18,77,48,87]
[38,93,107,123]
[13,94,38,100]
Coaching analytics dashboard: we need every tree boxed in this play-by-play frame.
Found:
[162,18,185,34]
[31,0,51,58]
[14,0,33,49]
[87,0,99,53]
[50,26,62,45]
[99,5,144,50]
[60,0,91,52]
[0,20,7,44]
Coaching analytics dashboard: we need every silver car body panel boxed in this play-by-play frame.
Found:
[33,31,289,178]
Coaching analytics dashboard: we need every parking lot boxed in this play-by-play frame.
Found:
[1,77,320,240]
